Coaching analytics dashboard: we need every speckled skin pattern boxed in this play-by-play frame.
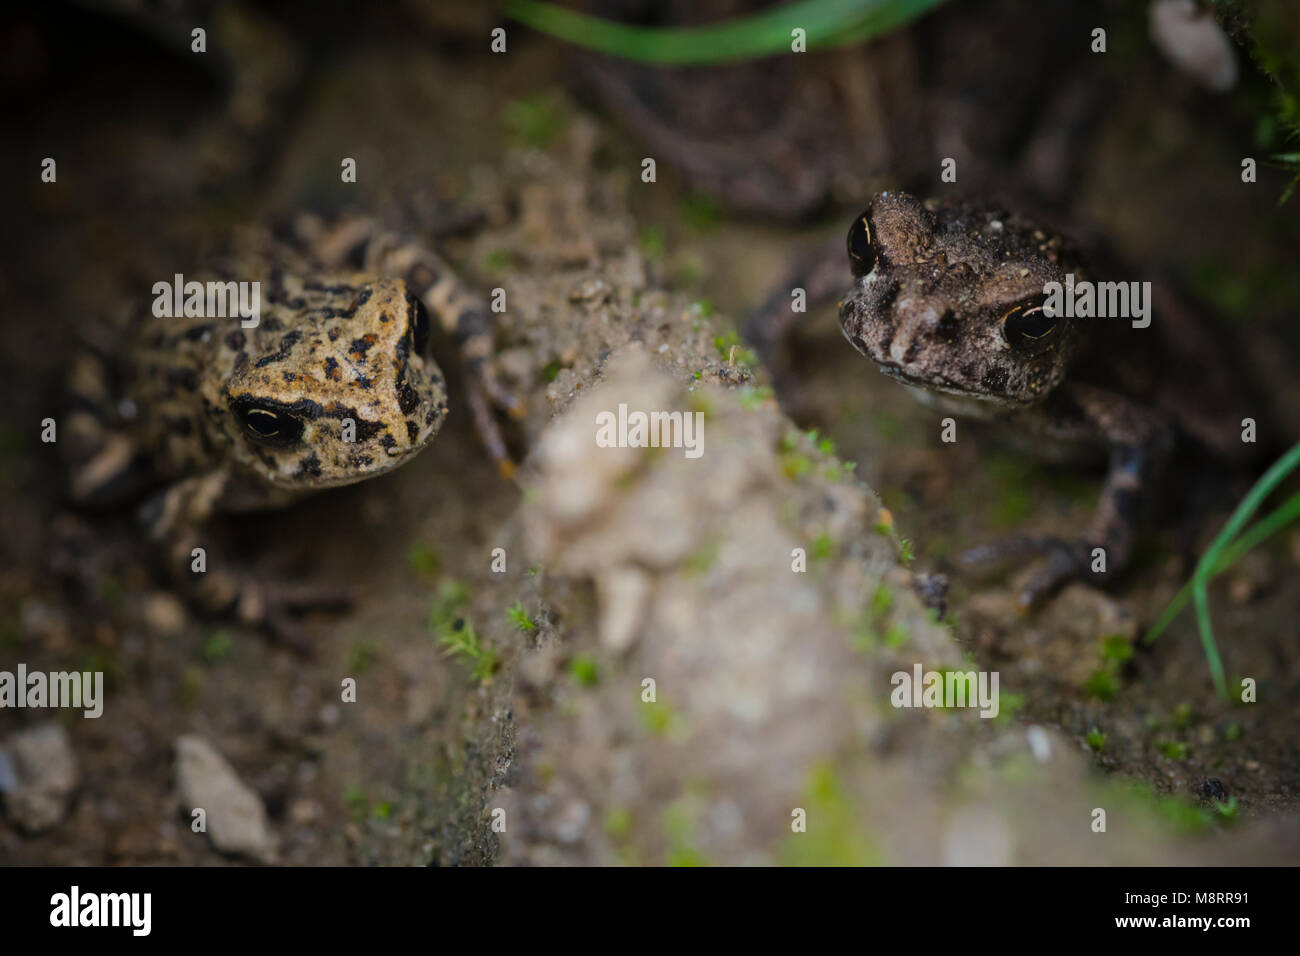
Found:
[133,273,446,499]
[839,190,1078,410]
[837,191,1177,604]
[62,219,500,641]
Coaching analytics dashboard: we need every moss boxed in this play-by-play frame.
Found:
[348,638,379,674]
[502,93,567,149]
[1099,633,1133,665]
[640,700,678,736]
[481,248,511,273]
[439,621,498,682]
[603,805,633,839]
[431,586,498,682]
[406,541,440,576]
[777,763,882,866]
[200,629,234,664]
[986,454,1036,528]
[428,579,470,633]
[854,583,901,652]
[805,428,836,456]
[343,783,368,823]
[507,601,537,633]
[661,799,709,866]
[711,330,756,366]
[570,653,599,687]
[673,259,706,286]
[869,583,894,617]
[1156,740,1188,761]
[1152,794,1214,835]
[781,453,813,479]
[1214,796,1239,820]
[1086,727,1108,753]
[1082,668,1119,701]
[638,226,666,261]
[679,193,720,232]
[994,692,1025,724]
[685,539,720,576]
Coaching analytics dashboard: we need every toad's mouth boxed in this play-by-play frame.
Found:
[873,362,1032,408]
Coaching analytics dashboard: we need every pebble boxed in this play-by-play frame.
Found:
[174,735,276,863]
[1149,0,1238,92]
[0,723,79,833]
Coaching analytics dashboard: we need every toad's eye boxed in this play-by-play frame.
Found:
[231,397,304,448]
[410,298,430,356]
[1001,295,1059,350]
[847,209,877,277]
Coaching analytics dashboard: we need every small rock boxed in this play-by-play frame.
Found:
[1027,726,1053,763]
[1149,0,1238,92]
[289,798,322,826]
[140,591,188,637]
[0,723,79,833]
[596,567,650,653]
[569,277,611,304]
[174,735,276,863]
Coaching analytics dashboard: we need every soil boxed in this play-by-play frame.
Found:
[2,1,1298,865]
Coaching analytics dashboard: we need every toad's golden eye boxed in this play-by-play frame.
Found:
[231,396,305,448]
[1001,295,1059,349]
[847,209,877,277]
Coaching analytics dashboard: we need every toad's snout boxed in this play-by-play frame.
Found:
[886,299,949,367]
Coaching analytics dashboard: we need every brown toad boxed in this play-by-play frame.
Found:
[64,216,518,643]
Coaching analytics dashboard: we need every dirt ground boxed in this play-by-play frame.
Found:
[2,2,1298,865]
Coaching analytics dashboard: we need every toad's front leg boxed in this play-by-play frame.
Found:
[141,470,348,651]
[966,384,1175,606]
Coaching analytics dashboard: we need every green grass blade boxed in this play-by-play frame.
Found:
[1194,443,1300,581]
[1144,487,1300,644]
[1191,579,1227,699]
[1145,442,1300,697]
[506,0,949,65]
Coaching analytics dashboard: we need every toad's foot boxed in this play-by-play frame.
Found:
[232,579,356,655]
[961,536,1097,608]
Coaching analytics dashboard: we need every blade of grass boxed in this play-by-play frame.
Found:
[1146,441,1300,698]
[1191,578,1225,698]
[506,0,949,65]
[1144,487,1300,644]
